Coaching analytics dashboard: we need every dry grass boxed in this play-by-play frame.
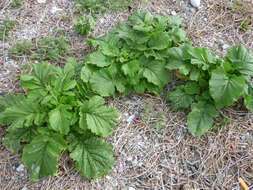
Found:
[0,0,253,189]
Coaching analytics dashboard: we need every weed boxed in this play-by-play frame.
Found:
[9,37,71,61]
[0,19,16,40]
[11,0,22,7]
[73,16,96,35]
[74,0,137,14]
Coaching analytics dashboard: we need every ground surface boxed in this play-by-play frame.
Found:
[0,0,253,189]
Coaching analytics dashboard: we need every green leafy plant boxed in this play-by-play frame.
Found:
[166,45,253,136]
[0,19,16,40]
[11,0,22,7]
[74,0,137,14]
[73,15,96,35]
[9,37,71,61]
[81,11,189,96]
[0,59,118,181]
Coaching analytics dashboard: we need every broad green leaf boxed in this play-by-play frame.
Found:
[184,82,200,95]
[86,52,111,67]
[79,96,119,136]
[187,101,218,136]
[22,134,67,181]
[225,45,253,77]
[245,84,253,112]
[49,104,72,135]
[0,99,47,128]
[89,70,116,96]
[166,87,194,110]
[53,63,77,92]
[3,127,36,153]
[148,32,171,50]
[20,62,55,91]
[166,47,191,75]
[0,93,25,112]
[167,15,183,27]
[100,43,119,57]
[121,60,140,77]
[70,136,114,178]
[128,10,152,26]
[187,47,216,70]
[209,68,247,108]
[168,28,187,42]
[142,58,170,87]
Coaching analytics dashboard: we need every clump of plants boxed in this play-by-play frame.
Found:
[0,59,118,181]
[1,10,253,182]
[0,19,16,40]
[166,45,253,136]
[73,15,96,35]
[9,37,71,61]
[74,0,137,14]
[82,11,189,96]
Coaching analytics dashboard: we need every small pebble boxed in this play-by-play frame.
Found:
[129,187,135,190]
[21,186,28,190]
[16,164,25,172]
[171,10,177,15]
[222,44,229,50]
[190,0,201,8]
[37,0,46,3]
[51,6,62,14]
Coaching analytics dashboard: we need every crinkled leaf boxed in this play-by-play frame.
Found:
[187,101,218,136]
[245,83,253,112]
[128,10,152,26]
[121,60,140,77]
[53,62,77,92]
[20,62,55,91]
[0,99,47,128]
[100,43,120,57]
[209,68,247,108]
[0,93,25,112]
[3,127,36,153]
[142,58,170,87]
[166,87,194,110]
[184,82,200,95]
[22,134,67,181]
[225,45,253,77]
[148,32,171,50]
[86,52,111,67]
[49,104,72,135]
[90,70,116,96]
[187,47,216,70]
[166,46,191,75]
[79,96,119,136]
[70,136,114,178]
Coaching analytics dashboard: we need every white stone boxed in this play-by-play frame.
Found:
[51,6,63,14]
[171,10,177,15]
[127,115,135,125]
[37,0,46,3]
[16,164,25,172]
[190,0,201,8]
[222,44,229,50]
[129,187,135,190]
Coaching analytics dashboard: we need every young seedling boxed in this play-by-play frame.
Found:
[73,16,96,36]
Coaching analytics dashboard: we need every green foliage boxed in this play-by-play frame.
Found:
[9,37,71,61]
[0,19,16,40]
[81,11,189,96]
[2,11,253,183]
[73,16,96,35]
[74,0,137,14]
[0,61,118,181]
[11,0,22,7]
[166,45,253,136]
